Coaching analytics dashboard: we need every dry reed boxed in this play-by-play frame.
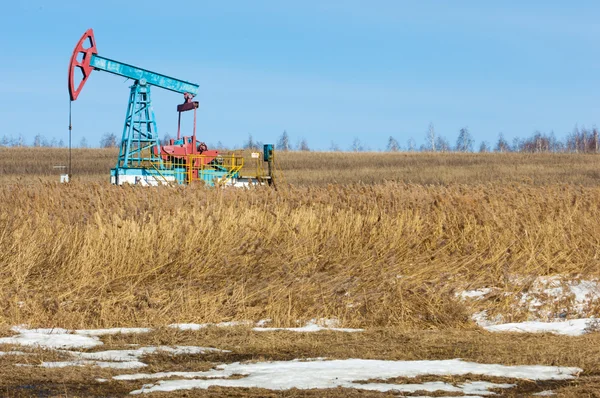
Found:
[3,147,600,186]
[1,181,599,329]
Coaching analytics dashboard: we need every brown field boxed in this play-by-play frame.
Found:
[2,147,600,185]
[1,148,600,397]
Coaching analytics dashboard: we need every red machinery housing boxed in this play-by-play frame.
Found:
[158,93,219,171]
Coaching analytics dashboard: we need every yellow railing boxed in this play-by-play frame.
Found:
[186,153,245,185]
[141,150,275,186]
[148,161,175,185]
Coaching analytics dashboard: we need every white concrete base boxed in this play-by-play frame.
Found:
[110,174,176,186]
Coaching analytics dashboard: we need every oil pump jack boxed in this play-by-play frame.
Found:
[68,29,274,186]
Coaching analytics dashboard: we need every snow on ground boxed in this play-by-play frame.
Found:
[0,326,153,349]
[534,390,557,396]
[0,325,582,396]
[74,328,151,336]
[0,327,230,369]
[0,328,103,349]
[170,318,364,333]
[168,321,253,331]
[457,288,493,300]
[124,358,580,395]
[471,311,504,328]
[40,359,147,369]
[253,318,363,333]
[473,311,599,336]
[483,318,598,337]
[459,276,600,319]
[1,318,360,348]
[0,351,26,356]
[37,346,230,369]
[460,276,600,336]
[10,326,151,336]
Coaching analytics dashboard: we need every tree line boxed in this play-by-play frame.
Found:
[275,125,600,153]
[3,125,600,153]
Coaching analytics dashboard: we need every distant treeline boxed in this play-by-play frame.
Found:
[274,125,600,153]
[4,124,600,153]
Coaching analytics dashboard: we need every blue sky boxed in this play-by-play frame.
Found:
[1,1,599,150]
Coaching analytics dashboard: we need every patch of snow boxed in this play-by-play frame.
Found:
[534,391,556,396]
[472,311,504,327]
[569,280,600,311]
[0,330,102,349]
[462,381,515,395]
[126,358,580,395]
[75,328,151,336]
[38,345,228,369]
[255,319,271,327]
[484,318,596,336]
[526,277,600,316]
[72,346,226,361]
[115,370,229,381]
[11,326,70,334]
[168,321,252,331]
[0,351,27,356]
[169,319,362,333]
[253,319,363,333]
[1,326,150,350]
[41,360,147,369]
[467,276,600,324]
[457,288,492,300]
[168,323,207,331]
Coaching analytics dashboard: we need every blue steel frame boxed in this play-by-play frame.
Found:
[90,55,199,96]
[117,82,161,168]
[87,54,199,173]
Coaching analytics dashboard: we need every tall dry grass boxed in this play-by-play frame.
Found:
[3,147,600,185]
[1,181,599,329]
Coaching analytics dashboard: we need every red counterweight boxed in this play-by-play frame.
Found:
[68,29,98,101]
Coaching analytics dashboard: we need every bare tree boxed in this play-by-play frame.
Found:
[494,133,510,153]
[520,131,552,153]
[329,141,340,152]
[386,136,400,152]
[567,125,580,153]
[298,138,310,151]
[160,133,173,146]
[79,137,88,148]
[426,122,436,152]
[277,130,291,151]
[33,134,43,147]
[15,134,24,147]
[479,141,490,153]
[435,136,451,152]
[455,127,473,152]
[351,137,365,152]
[244,134,257,150]
[215,141,229,151]
[549,131,562,152]
[100,133,118,148]
[407,137,416,152]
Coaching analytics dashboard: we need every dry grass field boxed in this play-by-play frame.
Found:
[1,148,600,396]
[3,147,600,185]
